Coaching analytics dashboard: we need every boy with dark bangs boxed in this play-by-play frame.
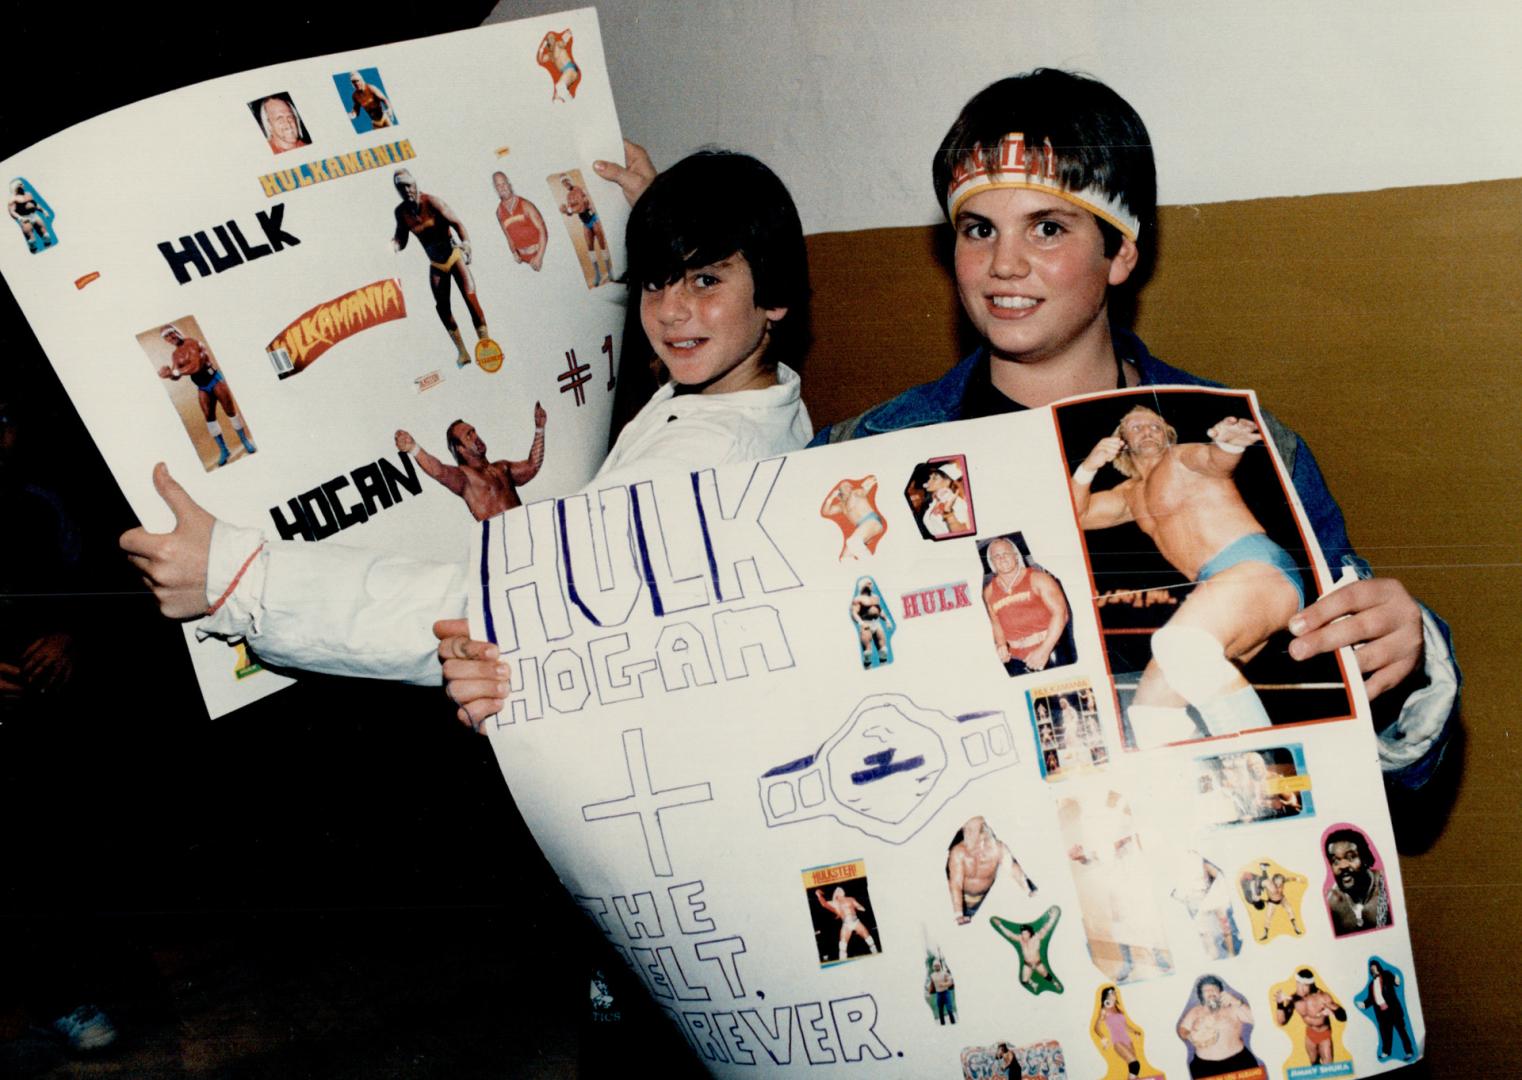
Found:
[122,152,814,700]
[812,70,1455,789]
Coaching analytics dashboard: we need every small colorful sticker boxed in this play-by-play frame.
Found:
[904,454,977,539]
[977,533,1076,678]
[990,905,1063,995]
[960,1040,1067,1080]
[946,815,1038,925]
[1194,745,1314,828]
[248,92,311,155]
[334,67,397,132]
[1175,975,1266,1079]
[849,577,895,669]
[475,336,504,373]
[802,860,882,967]
[8,177,57,254]
[1238,858,1309,944]
[1168,850,1243,960]
[1352,956,1417,1063]
[265,279,407,379]
[1030,679,1107,781]
[1089,984,1165,1079]
[821,475,885,561]
[1320,824,1393,937]
[548,169,613,288]
[137,318,258,472]
[491,169,549,271]
[1269,965,1354,1078]
[536,28,582,101]
[922,944,957,1026]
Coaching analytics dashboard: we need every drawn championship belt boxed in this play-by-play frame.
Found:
[265,278,407,379]
[758,694,1019,844]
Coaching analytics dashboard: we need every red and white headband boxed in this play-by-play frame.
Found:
[945,132,1140,241]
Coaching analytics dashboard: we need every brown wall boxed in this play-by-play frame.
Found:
[803,177,1522,1072]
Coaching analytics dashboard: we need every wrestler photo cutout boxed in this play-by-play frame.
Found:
[921,945,958,1026]
[1268,964,1354,1078]
[821,475,885,561]
[960,1039,1067,1080]
[1320,823,1393,937]
[1237,857,1309,945]
[801,859,882,967]
[1353,956,1417,1063]
[332,66,397,132]
[247,92,311,155]
[848,576,896,669]
[976,532,1076,678]
[1054,389,1353,751]
[1029,679,1109,780]
[1175,974,1266,1080]
[1192,744,1315,828]
[904,454,976,539]
[135,318,257,472]
[8,177,56,253]
[1088,984,1164,1080]
[547,169,614,288]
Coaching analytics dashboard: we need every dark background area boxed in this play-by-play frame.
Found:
[0,8,705,1076]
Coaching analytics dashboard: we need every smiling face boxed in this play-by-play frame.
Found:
[952,187,1136,370]
[987,539,1023,576]
[492,172,513,201]
[639,254,785,395]
[264,98,301,149]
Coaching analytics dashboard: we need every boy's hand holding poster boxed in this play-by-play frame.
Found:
[473,386,1423,1079]
[0,10,627,717]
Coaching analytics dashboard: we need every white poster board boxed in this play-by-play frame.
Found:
[475,386,1422,1079]
[0,10,627,716]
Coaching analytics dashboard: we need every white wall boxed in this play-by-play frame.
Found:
[491,1,1522,234]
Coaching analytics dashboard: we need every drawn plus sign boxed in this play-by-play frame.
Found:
[557,347,591,405]
[582,729,713,877]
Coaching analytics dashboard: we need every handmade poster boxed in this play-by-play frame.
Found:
[472,385,1424,1077]
[0,10,629,716]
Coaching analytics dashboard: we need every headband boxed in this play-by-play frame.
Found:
[946,132,1140,241]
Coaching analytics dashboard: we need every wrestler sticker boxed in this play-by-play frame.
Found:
[921,942,958,1026]
[8,177,57,253]
[135,317,258,473]
[1268,965,1354,1078]
[904,454,976,540]
[1175,974,1267,1080]
[1193,745,1315,828]
[977,533,1077,678]
[247,92,311,156]
[1029,679,1108,780]
[265,279,407,379]
[389,169,499,371]
[990,905,1064,995]
[945,815,1038,925]
[1056,790,1173,983]
[848,576,896,669]
[820,475,885,561]
[1088,984,1165,1079]
[1352,956,1417,1063]
[536,28,583,102]
[960,1040,1067,1080]
[332,67,398,133]
[801,860,881,967]
[548,169,614,288]
[490,167,549,272]
[392,402,547,523]
[1237,858,1309,945]
[758,695,1020,845]
[1319,824,1393,938]
[1053,389,1354,749]
[1168,850,1244,960]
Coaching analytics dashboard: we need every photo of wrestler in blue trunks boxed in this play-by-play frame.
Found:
[1069,399,1311,747]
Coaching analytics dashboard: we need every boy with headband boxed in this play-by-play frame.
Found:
[811,69,1455,790]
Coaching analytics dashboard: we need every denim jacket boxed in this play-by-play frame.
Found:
[812,330,1458,791]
